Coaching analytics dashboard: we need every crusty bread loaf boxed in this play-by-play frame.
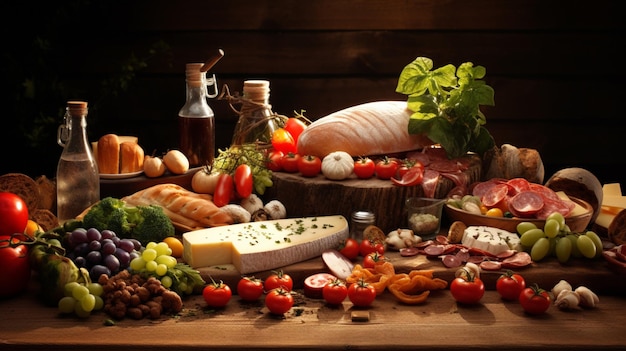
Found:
[30,209,60,232]
[120,141,144,173]
[482,144,545,184]
[122,183,233,230]
[97,134,120,174]
[297,101,433,158]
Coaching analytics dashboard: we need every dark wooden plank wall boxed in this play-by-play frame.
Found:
[3,0,624,188]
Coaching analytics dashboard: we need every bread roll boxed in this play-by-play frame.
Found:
[482,144,545,184]
[97,134,120,174]
[120,141,144,173]
[297,101,433,158]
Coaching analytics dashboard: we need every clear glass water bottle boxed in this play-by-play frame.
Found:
[178,63,218,167]
[56,101,100,224]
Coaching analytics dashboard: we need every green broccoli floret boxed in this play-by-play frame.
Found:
[82,197,174,244]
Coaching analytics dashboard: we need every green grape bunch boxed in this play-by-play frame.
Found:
[517,212,604,263]
[213,143,273,195]
[58,281,104,318]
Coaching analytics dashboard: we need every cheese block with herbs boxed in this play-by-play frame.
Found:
[182,215,349,274]
[461,225,523,256]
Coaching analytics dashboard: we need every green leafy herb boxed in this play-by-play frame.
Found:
[395,57,495,159]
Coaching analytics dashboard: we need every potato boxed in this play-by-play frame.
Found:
[163,150,189,175]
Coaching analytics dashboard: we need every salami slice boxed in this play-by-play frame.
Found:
[509,190,544,217]
[441,171,469,187]
[481,183,510,208]
[507,178,531,195]
[535,197,575,219]
[421,169,440,198]
[406,151,431,167]
[529,183,560,200]
[472,180,498,198]
[501,252,532,268]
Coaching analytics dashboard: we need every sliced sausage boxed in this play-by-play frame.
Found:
[509,190,544,217]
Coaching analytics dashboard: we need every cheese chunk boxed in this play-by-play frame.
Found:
[461,226,522,255]
[182,215,348,273]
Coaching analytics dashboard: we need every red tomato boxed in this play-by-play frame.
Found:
[375,157,399,180]
[303,273,336,299]
[359,239,385,257]
[202,279,232,308]
[237,276,264,301]
[271,128,297,154]
[362,251,385,269]
[264,270,293,291]
[283,118,307,149]
[297,155,322,177]
[213,173,234,207]
[396,159,425,178]
[519,284,551,315]
[0,235,31,298]
[450,276,485,304]
[0,192,29,236]
[233,164,253,198]
[266,150,284,172]
[280,153,301,173]
[338,238,360,260]
[322,278,348,305]
[496,270,526,301]
[353,157,376,179]
[347,278,376,307]
[265,287,294,315]
[390,167,424,187]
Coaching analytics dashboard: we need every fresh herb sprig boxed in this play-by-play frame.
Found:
[396,57,495,159]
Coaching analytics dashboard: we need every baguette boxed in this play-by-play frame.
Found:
[120,141,144,173]
[97,134,120,174]
[297,101,433,158]
[122,183,233,229]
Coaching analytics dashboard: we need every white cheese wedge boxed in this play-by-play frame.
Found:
[461,226,522,256]
[182,215,349,274]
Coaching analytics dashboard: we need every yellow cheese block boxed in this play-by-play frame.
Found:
[594,183,624,229]
[182,215,349,274]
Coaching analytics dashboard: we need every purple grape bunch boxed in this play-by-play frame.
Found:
[66,227,142,281]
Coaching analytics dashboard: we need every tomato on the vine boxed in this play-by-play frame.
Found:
[265,287,294,315]
[298,155,322,177]
[266,150,284,172]
[213,173,234,207]
[496,270,526,301]
[322,279,348,305]
[450,276,485,304]
[359,239,385,257]
[375,157,398,180]
[237,276,264,301]
[281,153,300,173]
[0,192,29,236]
[362,251,385,269]
[519,284,551,315]
[390,167,424,187]
[264,270,293,291]
[271,128,297,154]
[353,157,376,179]
[283,118,307,150]
[233,164,253,198]
[338,238,360,260]
[0,235,31,298]
[347,278,376,307]
[202,278,232,308]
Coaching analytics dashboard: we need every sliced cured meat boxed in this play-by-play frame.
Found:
[399,247,420,257]
[447,185,468,198]
[479,260,502,271]
[441,171,469,187]
[471,179,500,198]
[506,178,531,195]
[405,151,431,167]
[429,159,461,173]
[421,169,440,198]
[534,196,575,219]
[481,183,510,209]
[508,190,544,217]
[501,252,532,268]
[442,254,463,268]
[529,183,561,200]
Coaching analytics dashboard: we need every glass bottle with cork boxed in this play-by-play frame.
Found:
[56,101,100,224]
[178,50,223,167]
[228,80,281,148]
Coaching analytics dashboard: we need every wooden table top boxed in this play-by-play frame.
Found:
[1,253,625,351]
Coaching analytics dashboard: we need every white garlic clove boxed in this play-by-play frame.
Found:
[551,279,573,298]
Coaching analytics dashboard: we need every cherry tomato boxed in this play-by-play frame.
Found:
[213,173,234,207]
[0,192,29,236]
[266,150,284,172]
[496,270,526,301]
[450,276,485,304]
[322,278,348,305]
[237,276,264,301]
[202,278,232,308]
[264,270,293,291]
[362,251,385,269]
[0,235,31,298]
[338,238,360,260]
[396,159,424,178]
[353,157,376,179]
[303,273,336,299]
[359,239,385,257]
[347,278,376,307]
[283,118,307,150]
[265,287,294,315]
[375,157,398,180]
[297,155,322,177]
[390,167,424,187]
[271,128,297,154]
[519,284,551,315]
[280,152,301,173]
[233,164,253,198]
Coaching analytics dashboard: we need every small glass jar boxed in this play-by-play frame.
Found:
[350,210,376,242]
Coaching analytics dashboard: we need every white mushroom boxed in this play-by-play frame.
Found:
[240,194,264,215]
[220,204,251,223]
[264,200,287,219]
[575,286,600,308]
[551,279,573,298]
[555,289,580,310]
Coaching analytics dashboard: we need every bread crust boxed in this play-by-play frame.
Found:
[97,134,120,174]
[120,141,144,173]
